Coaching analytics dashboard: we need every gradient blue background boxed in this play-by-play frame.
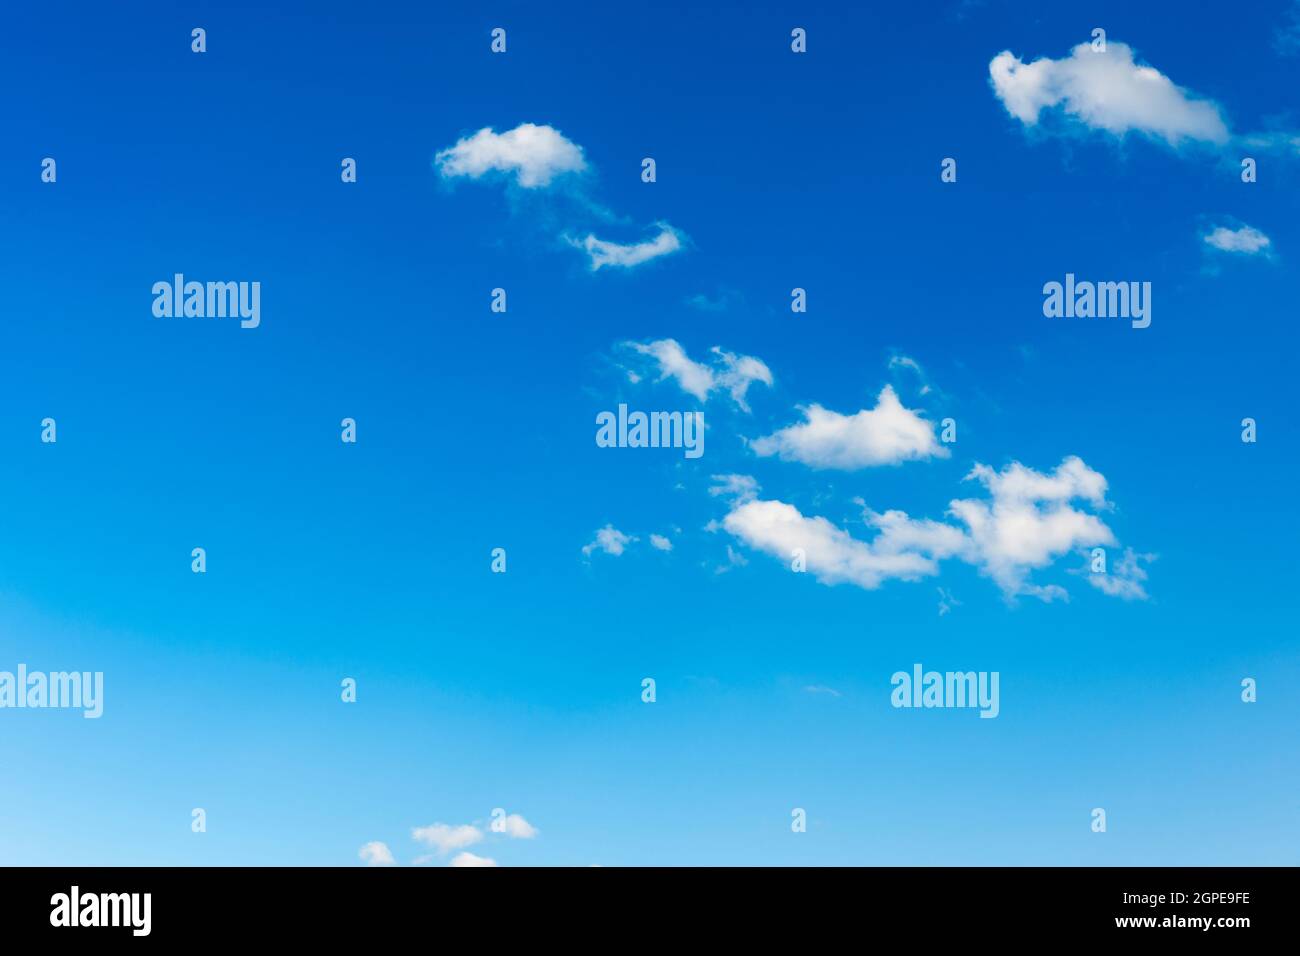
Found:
[1,0,1296,865]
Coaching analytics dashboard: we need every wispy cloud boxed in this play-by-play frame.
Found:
[1275,0,1300,56]
[1086,547,1156,600]
[569,225,683,270]
[624,339,773,412]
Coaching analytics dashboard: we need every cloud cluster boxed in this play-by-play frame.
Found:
[722,457,1130,602]
[436,122,685,270]
[583,524,675,558]
[360,812,537,867]
[624,339,773,411]
[751,386,947,469]
[989,41,1229,147]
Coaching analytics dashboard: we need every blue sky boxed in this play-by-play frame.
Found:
[1,0,1298,866]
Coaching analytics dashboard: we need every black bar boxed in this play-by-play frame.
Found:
[0,866,1278,942]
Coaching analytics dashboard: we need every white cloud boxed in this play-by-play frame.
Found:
[583,524,635,557]
[358,841,396,866]
[498,813,539,839]
[722,456,1132,602]
[411,823,483,856]
[709,473,760,503]
[803,685,842,698]
[625,339,773,411]
[1203,224,1272,255]
[722,499,959,590]
[1088,547,1155,600]
[649,534,673,551]
[989,42,1229,147]
[948,457,1115,598]
[751,385,947,469]
[570,225,683,270]
[449,852,499,868]
[435,123,587,188]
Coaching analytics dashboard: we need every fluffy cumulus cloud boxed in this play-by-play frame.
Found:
[625,339,773,411]
[751,386,947,469]
[449,852,498,868]
[948,457,1114,600]
[1203,224,1272,256]
[358,841,396,866]
[583,524,635,557]
[721,457,1140,603]
[649,534,673,551]
[435,123,587,188]
[989,42,1229,147]
[411,823,483,856]
[570,225,683,270]
[497,813,539,839]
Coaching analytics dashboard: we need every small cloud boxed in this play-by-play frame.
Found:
[685,288,740,312]
[752,385,948,469]
[435,123,587,188]
[358,841,396,866]
[583,524,636,557]
[1087,547,1155,601]
[803,684,843,698]
[650,534,673,551]
[1203,224,1273,257]
[937,587,960,616]
[499,813,539,839]
[411,823,484,856]
[449,852,499,868]
[709,474,760,503]
[714,544,749,575]
[570,225,684,270]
